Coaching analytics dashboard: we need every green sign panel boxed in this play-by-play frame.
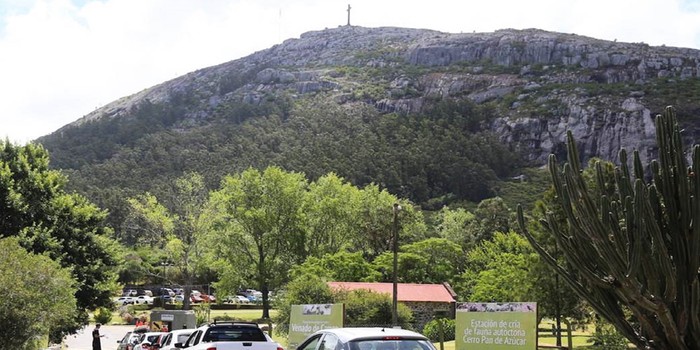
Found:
[288,303,344,348]
[456,302,537,350]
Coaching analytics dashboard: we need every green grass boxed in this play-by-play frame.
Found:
[207,308,279,322]
[432,337,598,350]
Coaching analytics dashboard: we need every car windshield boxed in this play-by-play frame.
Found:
[349,339,434,350]
[202,326,266,342]
[146,335,161,343]
[176,333,192,343]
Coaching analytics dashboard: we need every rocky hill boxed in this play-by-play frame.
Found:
[61,26,700,162]
[37,26,700,229]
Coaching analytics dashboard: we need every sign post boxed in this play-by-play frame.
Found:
[455,302,537,350]
[288,303,344,348]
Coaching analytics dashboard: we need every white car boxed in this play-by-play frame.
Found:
[114,296,135,305]
[133,295,154,305]
[159,329,195,350]
[224,295,251,304]
[133,331,167,350]
[296,328,436,350]
[175,321,281,350]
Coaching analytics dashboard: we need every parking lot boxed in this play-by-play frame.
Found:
[62,324,134,350]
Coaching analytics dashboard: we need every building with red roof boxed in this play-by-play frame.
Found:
[327,281,457,330]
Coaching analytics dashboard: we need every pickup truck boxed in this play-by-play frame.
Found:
[175,321,283,350]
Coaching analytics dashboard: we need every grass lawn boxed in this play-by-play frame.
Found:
[108,306,278,325]
[433,337,597,350]
[207,308,279,322]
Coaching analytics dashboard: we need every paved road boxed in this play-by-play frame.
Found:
[62,324,135,350]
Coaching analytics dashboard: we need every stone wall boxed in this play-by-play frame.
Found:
[404,301,454,332]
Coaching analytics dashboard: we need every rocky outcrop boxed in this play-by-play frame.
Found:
[64,26,700,167]
[493,96,658,165]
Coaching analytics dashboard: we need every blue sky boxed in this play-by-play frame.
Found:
[1,0,700,143]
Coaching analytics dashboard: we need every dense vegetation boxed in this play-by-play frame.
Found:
[43,93,525,238]
[25,27,700,347]
[0,141,119,344]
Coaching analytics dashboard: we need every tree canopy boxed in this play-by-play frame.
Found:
[0,237,77,348]
[0,141,118,340]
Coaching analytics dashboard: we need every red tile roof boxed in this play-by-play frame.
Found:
[327,282,456,303]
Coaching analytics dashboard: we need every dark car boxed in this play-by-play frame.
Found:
[295,328,436,350]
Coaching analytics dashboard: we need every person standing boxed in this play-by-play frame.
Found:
[92,323,103,350]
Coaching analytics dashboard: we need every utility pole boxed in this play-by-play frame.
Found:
[347,4,351,26]
[392,203,401,326]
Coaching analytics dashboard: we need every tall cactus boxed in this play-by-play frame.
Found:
[517,106,700,349]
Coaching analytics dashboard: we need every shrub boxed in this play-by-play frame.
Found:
[338,289,413,330]
[587,322,629,350]
[213,314,242,322]
[93,307,113,325]
[423,318,455,342]
[194,303,211,326]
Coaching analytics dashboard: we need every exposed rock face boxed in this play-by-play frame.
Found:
[68,26,700,167]
[493,96,658,165]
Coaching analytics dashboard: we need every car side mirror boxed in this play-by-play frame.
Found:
[174,342,185,348]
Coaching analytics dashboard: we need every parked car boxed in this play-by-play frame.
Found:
[224,295,251,304]
[123,289,138,297]
[116,331,143,350]
[114,296,135,305]
[174,295,184,303]
[174,321,282,350]
[159,293,173,303]
[132,331,167,350]
[134,295,154,305]
[296,328,436,350]
[190,294,204,303]
[160,329,195,350]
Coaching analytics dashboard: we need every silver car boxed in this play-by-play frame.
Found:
[295,328,436,350]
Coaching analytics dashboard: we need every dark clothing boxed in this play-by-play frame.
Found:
[92,328,102,350]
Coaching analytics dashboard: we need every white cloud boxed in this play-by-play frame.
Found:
[1,0,699,143]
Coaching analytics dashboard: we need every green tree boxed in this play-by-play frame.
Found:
[464,197,513,249]
[126,172,212,309]
[352,184,425,259]
[210,166,309,319]
[434,206,475,246]
[401,238,466,283]
[517,107,700,349]
[290,250,381,282]
[0,237,77,349]
[372,238,465,285]
[458,231,537,302]
[0,141,118,340]
[303,173,362,257]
